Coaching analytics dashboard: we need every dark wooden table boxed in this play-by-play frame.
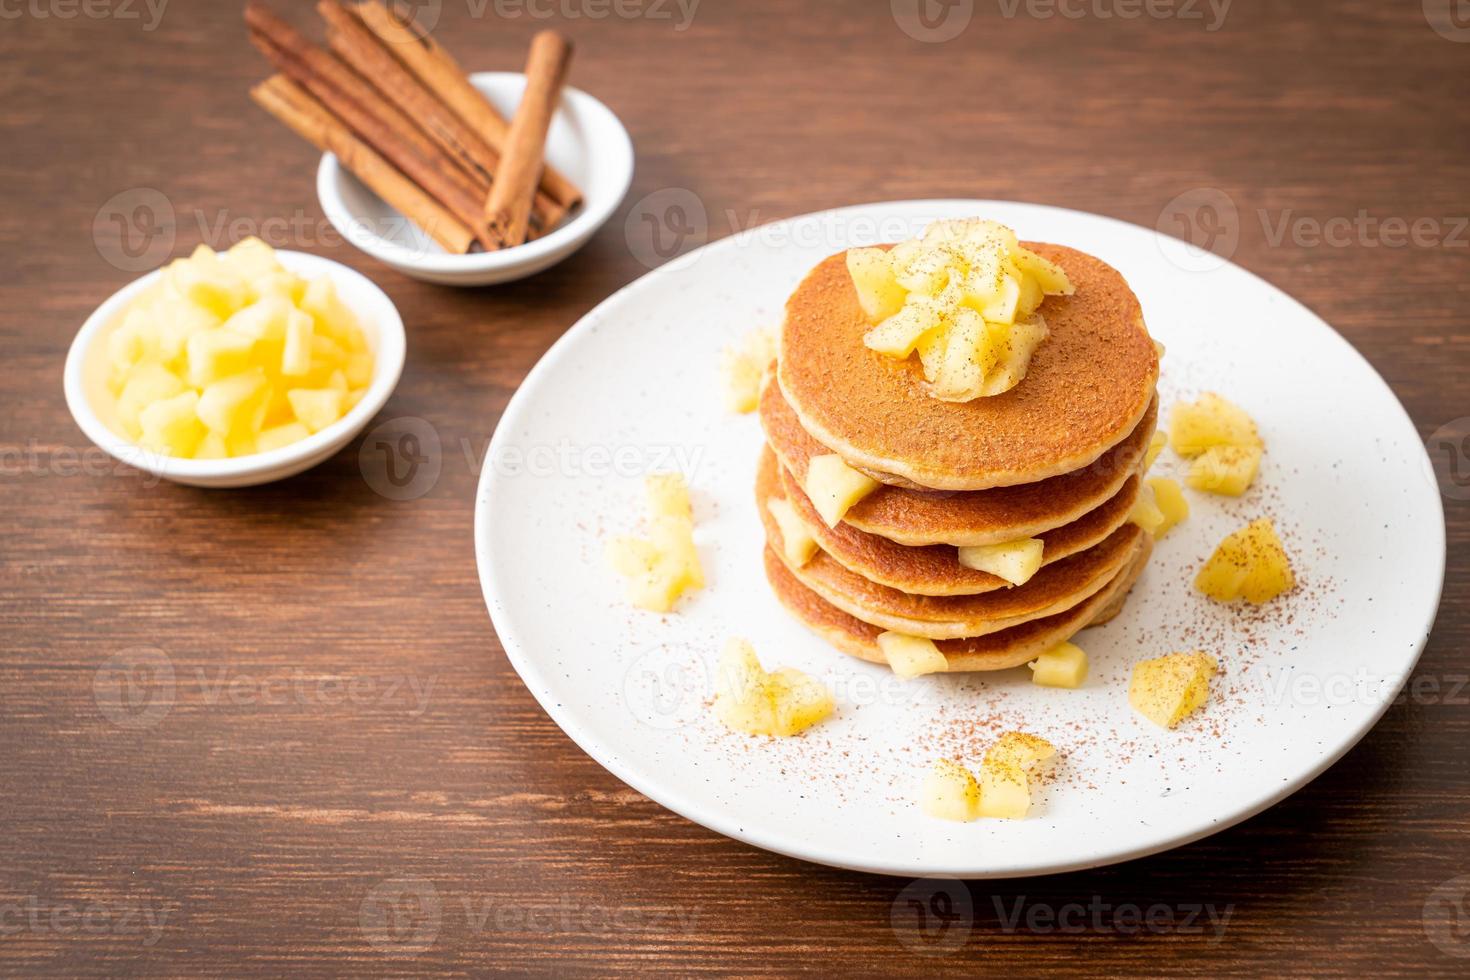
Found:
[4,0,1468,974]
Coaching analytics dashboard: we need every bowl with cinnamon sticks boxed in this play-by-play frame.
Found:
[248,1,633,286]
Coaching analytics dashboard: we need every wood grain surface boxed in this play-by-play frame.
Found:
[3,0,1468,975]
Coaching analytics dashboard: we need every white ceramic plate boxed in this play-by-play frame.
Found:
[475,200,1445,878]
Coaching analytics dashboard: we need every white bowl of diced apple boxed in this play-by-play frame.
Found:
[64,240,406,488]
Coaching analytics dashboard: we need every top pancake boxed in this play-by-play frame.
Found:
[777,242,1159,491]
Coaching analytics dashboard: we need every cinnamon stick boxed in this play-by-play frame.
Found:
[320,0,566,238]
[356,0,582,213]
[251,75,474,253]
[244,1,495,249]
[484,31,573,249]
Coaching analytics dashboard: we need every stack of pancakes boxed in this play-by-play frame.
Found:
[757,242,1161,672]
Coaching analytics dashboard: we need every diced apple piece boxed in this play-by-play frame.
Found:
[864,297,946,358]
[720,328,777,413]
[281,309,314,377]
[221,294,291,343]
[193,432,228,460]
[196,368,269,437]
[1169,393,1261,456]
[1147,477,1189,537]
[928,308,1000,402]
[1029,641,1088,688]
[286,387,345,434]
[957,536,1044,586]
[767,498,819,567]
[977,314,1048,396]
[921,758,980,822]
[889,239,951,295]
[255,421,311,453]
[1195,517,1294,603]
[1187,444,1262,496]
[185,328,257,389]
[646,472,692,521]
[170,249,250,318]
[116,363,186,437]
[345,351,374,388]
[979,274,1021,325]
[846,247,908,321]
[876,631,948,679]
[225,236,284,280]
[803,455,879,528]
[1129,652,1217,728]
[1144,430,1167,470]
[977,731,1055,819]
[767,667,835,736]
[137,391,206,458]
[649,514,703,590]
[300,277,358,347]
[1012,246,1075,295]
[1129,484,1166,536]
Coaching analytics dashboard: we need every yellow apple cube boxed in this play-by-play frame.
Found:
[301,277,363,349]
[979,274,1021,325]
[876,631,947,678]
[286,387,345,434]
[193,432,228,460]
[864,298,946,358]
[185,328,258,389]
[1187,444,1262,496]
[170,247,250,318]
[1012,246,1075,295]
[1147,477,1189,537]
[1169,393,1261,456]
[137,391,206,458]
[116,363,186,437]
[767,667,836,736]
[719,328,776,414]
[1029,641,1088,688]
[1129,652,1217,728]
[921,758,980,822]
[281,309,314,377]
[1144,430,1167,470]
[976,315,1047,396]
[1129,484,1167,536]
[197,369,269,437]
[977,731,1055,819]
[804,455,879,527]
[713,639,832,737]
[649,515,703,590]
[646,472,692,521]
[1195,517,1294,603]
[767,498,819,567]
[345,351,374,388]
[846,247,908,321]
[957,536,1044,586]
[221,294,291,343]
[255,421,311,453]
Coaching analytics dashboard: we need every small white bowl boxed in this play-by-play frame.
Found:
[317,72,634,287]
[63,250,406,488]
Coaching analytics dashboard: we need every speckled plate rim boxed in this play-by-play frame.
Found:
[474,199,1446,878]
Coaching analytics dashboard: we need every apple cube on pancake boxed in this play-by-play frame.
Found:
[1029,641,1088,688]
[976,314,1048,398]
[1169,392,1262,457]
[1195,518,1294,603]
[1012,246,1076,295]
[921,758,980,822]
[804,455,879,527]
[1187,444,1262,496]
[713,639,833,737]
[1147,477,1189,537]
[864,297,947,358]
[876,631,948,678]
[766,498,818,567]
[1129,652,1217,728]
[956,537,1044,586]
[1144,430,1167,470]
[977,731,1056,819]
[845,247,907,321]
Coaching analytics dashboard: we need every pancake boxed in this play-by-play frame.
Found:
[777,242,1159,491]
[757,456,1147,640]
[773,449,1142,596]
[761,379,1156,547]
[763,534,1152,671]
